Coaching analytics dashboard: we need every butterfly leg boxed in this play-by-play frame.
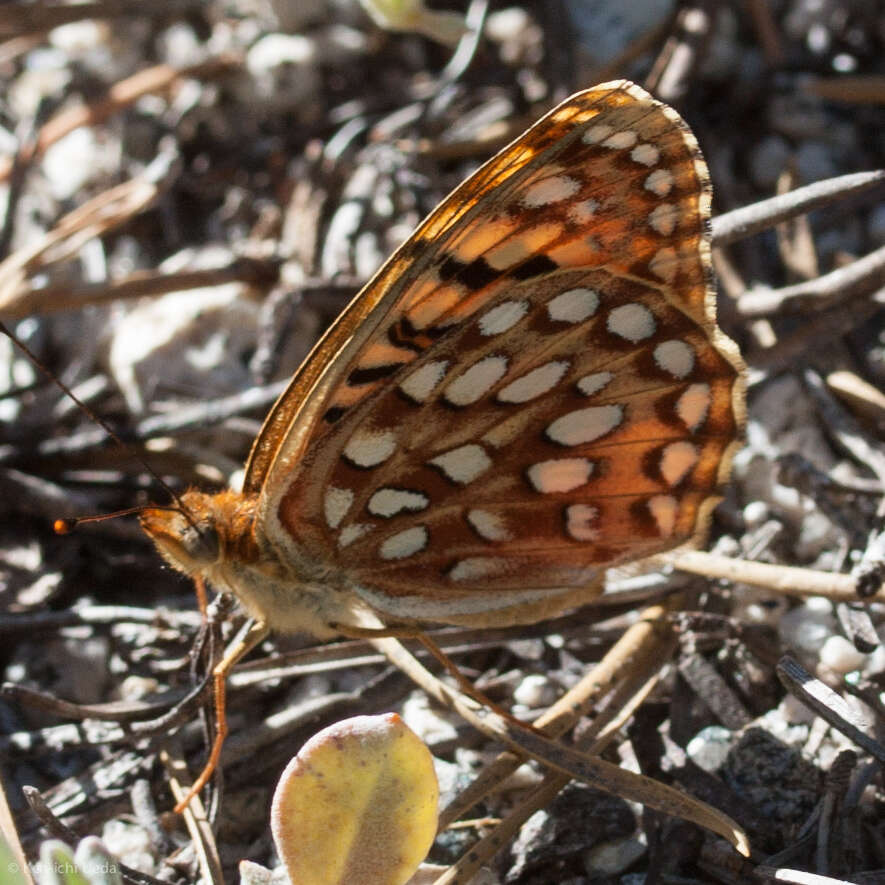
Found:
[174,618,269,813]
[335,623,544,737]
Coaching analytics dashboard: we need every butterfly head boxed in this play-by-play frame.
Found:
[139,489,225,577]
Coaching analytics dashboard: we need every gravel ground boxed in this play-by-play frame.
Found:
[0,1,884,883]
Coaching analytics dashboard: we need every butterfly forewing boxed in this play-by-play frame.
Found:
[249,80,744,626]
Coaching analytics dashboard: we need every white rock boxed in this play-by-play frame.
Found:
[742,500,769,528]
[401,691,460,745]
[42,128,104,200]
[779,598,836,655]
[778,692,816,725]
[819,635,867,674]
[49,21,108,54]
[732,584,789,626]
[245,33,320,108]
[686,726,732,772]
[584,834,647,875]
[485,7,532,42]
[512,673,557,709]
[100,820,156,875]
[9,54,70,119]
[106,257,260,413]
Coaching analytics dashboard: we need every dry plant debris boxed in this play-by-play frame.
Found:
[0,1,883,883]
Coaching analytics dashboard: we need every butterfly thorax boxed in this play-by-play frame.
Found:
[140,488,375,637]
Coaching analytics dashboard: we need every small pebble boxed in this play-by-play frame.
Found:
[584,834,647,875]
[819,635,867,675]
[686,726,733,772]
[779,598,836,655]
[100,820,156,876]
[743,500,769,529]
[512,673,557,709]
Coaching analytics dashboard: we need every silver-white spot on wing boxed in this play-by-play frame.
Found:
[478,301,529,337]
[466,509,511,542]
[576,371,614,397]
[607,303,656,342]
[444,355,509,406]
[648,495,678,537]
[399,360,449,403]
[324,487,354,529]
[339,523,371,548]
[429,443,492,484]
[449,556,508,582]
[379,526,428,560]
[521,175,581,208]
[676,382,711,432]
[546,404,624,446]
[497,360,569,404]
[648,203,678,236]
[645,168,674,196]
[343,428,397,467]
[527,458,593,493]
[547,288,599,324]
[601,130,638,149]
[630,143,660,166]
[654,341,694,379]
[368,488,429,518]
[659,441,699,486]
[565,504,600,541]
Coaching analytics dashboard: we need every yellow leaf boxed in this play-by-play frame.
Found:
[358,0,468,47]
[271,713,439,885]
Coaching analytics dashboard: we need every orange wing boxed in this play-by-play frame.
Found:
[245,80,744,625]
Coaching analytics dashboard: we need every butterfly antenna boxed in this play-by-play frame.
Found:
[0,320,203,532]
[54,505,182,534]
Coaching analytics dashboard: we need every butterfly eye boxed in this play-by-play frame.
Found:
[141,509,220,572]
[180,521,220,565]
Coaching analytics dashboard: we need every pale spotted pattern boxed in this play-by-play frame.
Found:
[607,303,656,342]
[368,488,429,517]
[324,487,354,529]
[399,360,448,402]
[660,441,699,486]
[380,526,428,560]
[264,82,744,598]
[467,509,511,541]
[648,495,678,537]
[479,301,529,336]
[546,405,624,447]
[521,175,581,207]
[527,458,594,493]
[565,504,600,541]
[677,383,712,432]
[645,168,674,196]
[498,360,569,404]
[649,203,678,236]
[444,355,509,405]
[449,556,508,582]
[577,371,614,396]
[654,341,694,379]
[430,444,492,484]
[547,288,599,323]
[343,428,397,468]
[339,523,370,547]
[630,143,660,166]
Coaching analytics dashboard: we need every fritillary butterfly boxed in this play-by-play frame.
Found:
[142,80,744,672]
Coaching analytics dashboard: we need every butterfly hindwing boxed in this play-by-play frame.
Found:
[248,80,744,625]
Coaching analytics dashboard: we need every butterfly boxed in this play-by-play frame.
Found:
[139,80,745,798]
